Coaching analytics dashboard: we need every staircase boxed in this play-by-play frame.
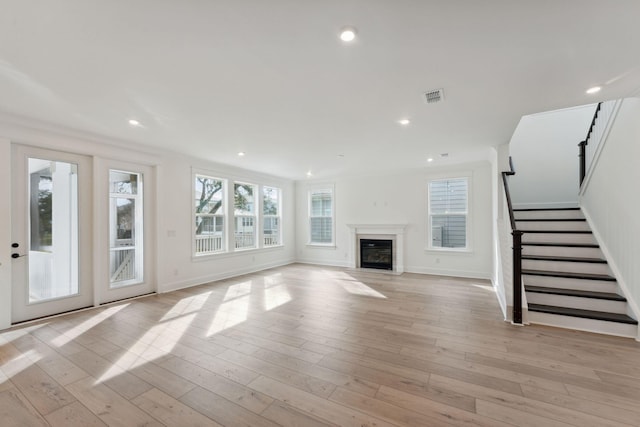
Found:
[514,207,638,337]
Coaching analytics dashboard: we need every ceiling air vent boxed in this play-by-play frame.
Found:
[423,88,444,104]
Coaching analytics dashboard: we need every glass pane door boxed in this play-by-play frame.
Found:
[109,170,143,287]
[28,158,79,301]
[12,146,93,323]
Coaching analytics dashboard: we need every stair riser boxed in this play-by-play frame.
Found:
[527,311,637,338]
[523,275,618,293]
[514,210,584,220]
[522,246,603,258]
[523,260,610,276]
[522,233,596,245]
[526,293,627,314]
[516,221,590,231]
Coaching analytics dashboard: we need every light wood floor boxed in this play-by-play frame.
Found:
[1,264,640,426]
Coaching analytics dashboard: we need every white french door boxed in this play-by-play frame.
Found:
[11,145,93,323]
[99,162,154,304]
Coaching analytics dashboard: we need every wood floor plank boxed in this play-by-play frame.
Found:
[65,376,163,427]
[9,363,76,415]
[248,375,397,427]
[133,387,222,426]
[45,401,108,427]
[1,264,639,426]
[179,385,280,427]
[159,355,273,414]
[261,400,338,426]
[216,349,337,398]
[431,374,633,427]
[0,388,49,427]
[376,384,513,427]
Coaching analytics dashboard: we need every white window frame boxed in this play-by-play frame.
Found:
[262,186,282,247]
[233,181,258,251]
[427,176,471,252]
[308,186,335,246]
[193,173,227,256]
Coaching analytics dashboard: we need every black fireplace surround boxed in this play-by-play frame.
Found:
[360,239,393,270]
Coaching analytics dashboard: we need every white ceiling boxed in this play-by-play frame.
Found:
[1,0,639,180]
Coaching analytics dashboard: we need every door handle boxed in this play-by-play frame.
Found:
[11,253,27,259]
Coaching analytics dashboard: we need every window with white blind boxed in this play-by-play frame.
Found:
[428,177,468,250]
[263,186,281,247]
[309,188,334,245]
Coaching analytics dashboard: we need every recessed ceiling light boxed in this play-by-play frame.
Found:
[398,119,410,126]
[237,151,245,157]
[339,27,357,42]
[586,86,601,94]
[427,158,434,162]
[128,119,140,126]
[306,171,313,177]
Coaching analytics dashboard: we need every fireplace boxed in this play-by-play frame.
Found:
[360,239,393,270]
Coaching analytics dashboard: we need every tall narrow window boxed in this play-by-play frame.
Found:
[309,188,334,245]
[109,170,143,287]
[234,182,257,250]
[195,175,225,255]
[263,186,281,247]
[428,177,468,249]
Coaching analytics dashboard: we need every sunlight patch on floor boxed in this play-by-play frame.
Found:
[160,291,212,321]
[264,284,292,311]
[223,281,253,301]
[264,273,283,288]
[471,283,495,292]
[96,312,197,384]
[338,280,387,299]
[207,295,249,336]
[51,304,129,347]
[0,349,41,379]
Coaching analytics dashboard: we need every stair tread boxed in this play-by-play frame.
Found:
[516,218,586,222]
[514,208,581,211]
[528,304,638,324]
[522,255,606,264]
[522,230,592,234]
[522,242,600,248]
[525,286,625,301]
[523,269,616,281]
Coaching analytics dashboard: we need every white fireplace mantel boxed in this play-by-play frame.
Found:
[346,224,407,273]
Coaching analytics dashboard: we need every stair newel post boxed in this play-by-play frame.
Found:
[578,140,587,186]
[512,229,524,325]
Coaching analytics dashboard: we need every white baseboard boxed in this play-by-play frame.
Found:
[159,258,296,293]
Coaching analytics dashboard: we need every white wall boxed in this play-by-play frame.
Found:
[295,161,494,280]
[0,138,11,329]
[0,120,295,329]
[580,97,640,324]
[509,104,597,208]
